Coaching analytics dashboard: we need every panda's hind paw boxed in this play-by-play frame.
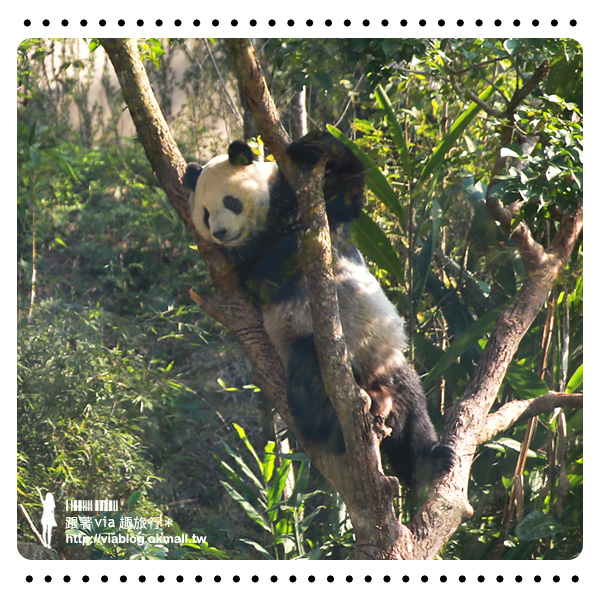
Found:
[288,139,323,169]
[430,443,456,475]
[372,414,392,440]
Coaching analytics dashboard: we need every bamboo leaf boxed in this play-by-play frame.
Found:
[262,443,277,483]
[266,461,292,512]
[412,199,441,311]
[374,84,413,180]
[220,481,271,532]
[505,362,549,399]
[241,539,275,559]
[419,85,495,186]
[221,439,264,493]
[423,304,505,387]
[232,422,263,475]
[566,364,583,393]
[351,212,405,284]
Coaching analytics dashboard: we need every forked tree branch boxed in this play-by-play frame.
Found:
[102,38,583,561]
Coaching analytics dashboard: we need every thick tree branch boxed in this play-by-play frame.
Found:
[412,201,583,560]
[483,62,553,272]
[400,60,582,559]
[225,39,584,560]
[222,39,291,160]
[293,159,369,449]
[226,38,405,559]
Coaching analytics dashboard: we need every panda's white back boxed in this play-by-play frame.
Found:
[263,231,408,382]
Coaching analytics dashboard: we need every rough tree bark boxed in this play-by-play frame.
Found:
[101,38,583,560]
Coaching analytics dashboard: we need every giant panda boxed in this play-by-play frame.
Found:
[184,131,455,490]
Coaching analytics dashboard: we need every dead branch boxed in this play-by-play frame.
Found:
[481,392,583,443]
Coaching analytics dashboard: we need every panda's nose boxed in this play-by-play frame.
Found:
[212,228,228,241]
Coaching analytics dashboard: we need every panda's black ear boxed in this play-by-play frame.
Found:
[228,141,256,167]
[183,162,202,191]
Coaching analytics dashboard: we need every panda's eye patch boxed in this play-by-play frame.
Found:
[203,207,210,228]
[223,195,243,215]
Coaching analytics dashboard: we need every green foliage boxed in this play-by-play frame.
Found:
[217,425,354,559]
[495,95,583,234]
[18,303,174,500]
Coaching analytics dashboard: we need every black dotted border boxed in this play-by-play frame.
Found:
[22,18,578,28]
[24,573,581,584]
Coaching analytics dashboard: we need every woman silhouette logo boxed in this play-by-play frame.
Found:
[37,488,56,548]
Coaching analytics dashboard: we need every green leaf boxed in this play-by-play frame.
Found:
[412,199,441,311]
[220,481,271,532]
[485,437,541,459]
[503,39,522,56]
[287,461,310,508]
[220,441,264,493]
[327,125,406,228]
[298,504,326,534]
[374,84,413,180]
[232,423,263,475]
[240,538,275,559]
[351,212,405,284]
[266,461,292,514]
[566,364,583,393]
[423,304,505,387]
[262,442,276,483]
[462,177,487,206]
[419,85,495,186]
[515,511,561,540]
[126,490,142,510]
[505,361,549,399]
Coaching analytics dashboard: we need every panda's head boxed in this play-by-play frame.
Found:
[184,141,278,248]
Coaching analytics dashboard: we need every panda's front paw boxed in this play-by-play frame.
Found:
[430,443,456,475]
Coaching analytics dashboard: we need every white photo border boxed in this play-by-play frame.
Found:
[9,1,593,597]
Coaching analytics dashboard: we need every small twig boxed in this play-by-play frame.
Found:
[445,56,509,76]
[450,74,506,119]
[507,60,551,112]
[189,287,225,324]
[19,504,45,547]
[203,39,244,125]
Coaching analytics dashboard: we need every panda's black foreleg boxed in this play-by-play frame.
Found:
[286,335,345,453]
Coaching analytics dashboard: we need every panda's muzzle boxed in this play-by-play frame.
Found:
[212,228,244,246]
[212,228,229,242]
